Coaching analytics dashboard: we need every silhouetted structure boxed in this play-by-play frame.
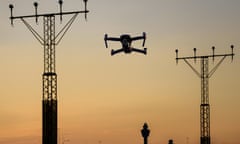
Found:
[9,1,89,144]
[168,139,173,144]
[104,33,147,55]
[141,123,150,144]
[175,46,234,144]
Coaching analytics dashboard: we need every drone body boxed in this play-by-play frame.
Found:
[104,32,147,56]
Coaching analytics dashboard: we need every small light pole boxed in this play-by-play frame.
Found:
[141,123,150,144]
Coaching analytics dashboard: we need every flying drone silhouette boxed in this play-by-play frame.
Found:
[104,32,147,56]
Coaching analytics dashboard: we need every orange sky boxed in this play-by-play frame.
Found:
[0,0,240,144]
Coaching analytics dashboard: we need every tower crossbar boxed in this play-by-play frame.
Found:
[175,46,234,144]
[9,1,89,144]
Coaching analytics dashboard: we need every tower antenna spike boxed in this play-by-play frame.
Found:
[193,48,197,63]
[9,4,14,26]
[231,45,234,62]
[212,46,215,62]
[175,49,178,64]
[59,0,63,22]
[83,0,88,21]
[33,2,38,24]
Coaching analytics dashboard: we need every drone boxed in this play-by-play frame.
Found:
[104,32,147,56]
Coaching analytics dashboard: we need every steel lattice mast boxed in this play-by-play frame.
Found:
[9,1,89,144]
[175,46,234,144]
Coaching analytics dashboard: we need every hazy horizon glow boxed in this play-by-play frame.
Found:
[0,0,240,144]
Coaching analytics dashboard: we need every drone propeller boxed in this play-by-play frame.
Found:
[142,32,146,47]
[83,0,88,21]
[104,34,108,48]
[9,4,14,26]
[33,2,38,24]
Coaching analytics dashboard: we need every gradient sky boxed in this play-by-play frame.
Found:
[0,0,240,144]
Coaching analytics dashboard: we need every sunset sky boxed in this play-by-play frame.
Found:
[0,0,240,144]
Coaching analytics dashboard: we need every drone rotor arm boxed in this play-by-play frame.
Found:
[131,48,147,55]
[106,37,121,41]
[131,33,146,47]
[111,48,124,56]
[105,37,121,48]
[131,36,144,41]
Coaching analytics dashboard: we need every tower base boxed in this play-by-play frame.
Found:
[201,136,210,144]
[42,99,57,144]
